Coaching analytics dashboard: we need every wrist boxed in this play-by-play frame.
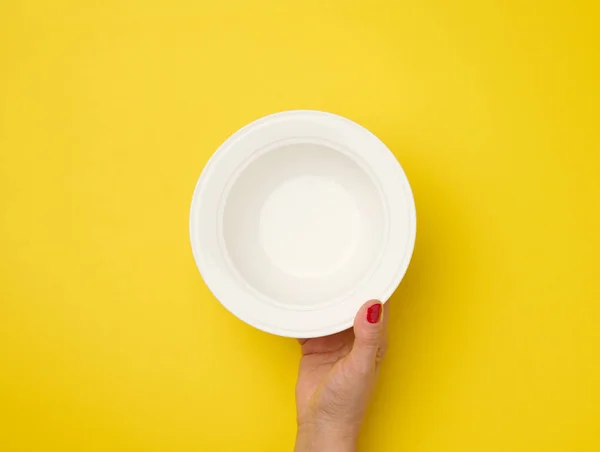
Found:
[295,421,359,452]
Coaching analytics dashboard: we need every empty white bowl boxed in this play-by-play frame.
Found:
[190,111,416,337]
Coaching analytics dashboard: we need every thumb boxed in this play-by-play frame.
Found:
[349,300,385,373]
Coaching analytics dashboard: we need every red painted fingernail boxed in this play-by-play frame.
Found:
[367,303,382,324]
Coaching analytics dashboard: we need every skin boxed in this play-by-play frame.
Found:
[294,300,389,452]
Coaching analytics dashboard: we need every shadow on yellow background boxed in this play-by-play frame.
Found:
[1,1,598,451]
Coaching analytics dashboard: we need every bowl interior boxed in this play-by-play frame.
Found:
[221,142,386,308]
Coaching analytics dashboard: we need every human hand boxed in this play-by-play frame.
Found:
[294,300,388,452]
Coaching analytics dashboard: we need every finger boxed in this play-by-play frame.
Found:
[349,299,384,373]
[376,302,390,368]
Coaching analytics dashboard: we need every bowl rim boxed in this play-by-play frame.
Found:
[190,110,416,337]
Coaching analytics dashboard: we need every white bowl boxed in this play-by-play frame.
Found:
[190,111,416,337]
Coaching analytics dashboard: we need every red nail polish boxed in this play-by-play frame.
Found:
[367,303,382,324]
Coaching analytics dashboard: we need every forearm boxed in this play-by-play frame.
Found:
[294,423,358,452]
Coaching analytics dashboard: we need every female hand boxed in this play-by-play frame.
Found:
[294,300,388,452]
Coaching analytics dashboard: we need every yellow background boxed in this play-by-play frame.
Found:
[1,1,599,451]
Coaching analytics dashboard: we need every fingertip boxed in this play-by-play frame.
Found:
[353,300,384,345]
[366,302,382,324]
[354,299,383,327]
[351,300,385,369]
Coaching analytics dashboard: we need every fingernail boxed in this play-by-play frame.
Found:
[367,303,382,324]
